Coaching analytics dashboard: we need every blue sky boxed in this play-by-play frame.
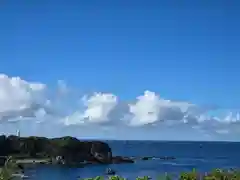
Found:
[0,0,240,140]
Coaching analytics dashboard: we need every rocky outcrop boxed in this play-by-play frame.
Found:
[90,142,112,164]
[111,156,134,164]
[141,156,153,160]
[0,135,112,165]
[140,156,176,160]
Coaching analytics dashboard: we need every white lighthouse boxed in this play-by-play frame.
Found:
[17,129,20,137]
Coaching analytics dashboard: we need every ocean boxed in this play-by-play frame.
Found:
[24,140,240,180]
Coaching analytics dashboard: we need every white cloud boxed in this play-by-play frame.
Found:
[215,129,229,134]
[82,93,118,123]
[63,92,118,125]
[0,74,49,121]
[1,73,240,140]
[124,91,193,126]
[64,111,85,126]
[125,91,162,126]
[221,112,240,123]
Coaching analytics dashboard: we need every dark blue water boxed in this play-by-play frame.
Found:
[25,141,240,180]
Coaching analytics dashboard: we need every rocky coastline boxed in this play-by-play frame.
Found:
[0,135,175,168]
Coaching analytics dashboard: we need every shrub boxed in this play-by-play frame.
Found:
[79,169,240,180]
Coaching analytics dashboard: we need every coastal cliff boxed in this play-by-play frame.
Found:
[0,135,113,165]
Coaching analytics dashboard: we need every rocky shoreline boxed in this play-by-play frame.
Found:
[0,135,176,168]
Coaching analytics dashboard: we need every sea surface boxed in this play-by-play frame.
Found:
[25,141,240,180]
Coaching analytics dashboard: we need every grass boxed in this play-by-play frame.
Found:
[79,169,240,180]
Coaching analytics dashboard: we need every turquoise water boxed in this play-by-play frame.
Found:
[25,141,240,179]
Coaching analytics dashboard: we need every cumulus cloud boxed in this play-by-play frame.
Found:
[124,91,162,126]
[82,93,118,123]
[0,74,50,121]
[63,92,118,125]
[1,73,240,140]
[220,112,240,123]
[124,91,194,126]
[63,90,197,127]
[0,73,238,127]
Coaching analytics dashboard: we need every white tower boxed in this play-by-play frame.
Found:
[17,130,20,137]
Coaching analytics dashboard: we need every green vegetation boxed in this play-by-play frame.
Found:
[79,169,240,180]
[0,135,112,165]
[0,158,239,180]
[0,156,19,180]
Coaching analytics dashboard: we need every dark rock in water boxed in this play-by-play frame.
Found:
[0,135,112,165]
[141,156,153,160]
[159,156,176,160]
[17,164,24,170]
[105,168,116,175]
[112,156,134,164]
[139,156,176,161]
